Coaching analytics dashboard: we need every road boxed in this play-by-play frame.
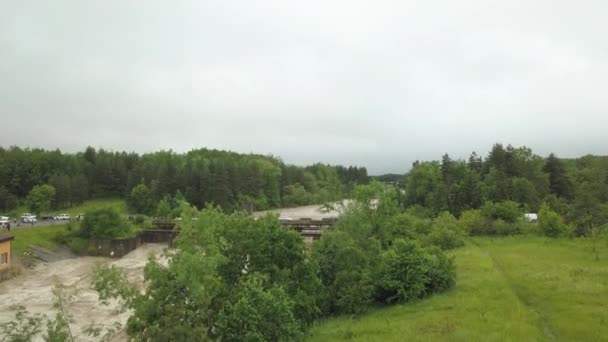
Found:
[4,219,75,230]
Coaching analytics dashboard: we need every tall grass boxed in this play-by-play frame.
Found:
[307,236,608,341]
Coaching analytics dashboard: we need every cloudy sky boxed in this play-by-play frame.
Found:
[1,1,607,174]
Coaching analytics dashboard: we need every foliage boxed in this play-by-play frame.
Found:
[155,197,172,218]
[25,184,56,216]
[459,209,487,235]
[93,205,321,340]
[427,212,465,250]
[128,183,154,215]
[0,185,18,212]
[539,203,567,238]
[309,236,608,342]
[79,207,132,239]
[133,214,145,225]
[375,239,455,304]
[480,201,522,224]
[0,146,368,214]
[311,231,375,315]
[216,274,301,342]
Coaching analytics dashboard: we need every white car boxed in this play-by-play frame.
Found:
[55,214,70,221]
[21,213,37,223]
[0,216,9,228]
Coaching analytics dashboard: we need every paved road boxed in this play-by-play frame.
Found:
[5,219,76,230]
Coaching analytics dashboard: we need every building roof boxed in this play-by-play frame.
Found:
[0,235,14,243]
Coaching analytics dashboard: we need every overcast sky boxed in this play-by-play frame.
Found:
[1,1,607,174]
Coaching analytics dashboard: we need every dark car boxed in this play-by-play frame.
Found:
[41,214,55,220]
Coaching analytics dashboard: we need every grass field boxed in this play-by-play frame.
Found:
[58,198,128,217]
[9,198,128,218]
[307,236,608,342]
[8,225,68,254]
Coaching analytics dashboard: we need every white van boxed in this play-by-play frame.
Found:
[21,213,37,223]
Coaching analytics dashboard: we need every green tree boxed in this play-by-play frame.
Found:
[375,239,455,303]
[69,174,89,205]
[155,197,172,218]
[128,183,154,215]
[0,186,17,212]
[543,153,573,199]
[282,183,311,207]
[427,212,465,250]
[25,184,56,216]
[481,201,522,224]
[48,173,71,209]
[80,208,132,239]
[539,203,566,238]
[216,275,301,341]
[310,231,374,315]
[404,162,444,212]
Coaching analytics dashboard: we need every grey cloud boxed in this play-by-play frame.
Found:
[1,0,607,174]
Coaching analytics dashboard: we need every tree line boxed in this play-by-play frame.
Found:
[0,146,368,214]
[402,143,608,236]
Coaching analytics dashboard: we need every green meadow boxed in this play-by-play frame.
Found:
[9,224,67,254]
[307,236,608,342]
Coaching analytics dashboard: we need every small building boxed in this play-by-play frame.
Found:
[0,235,14,272]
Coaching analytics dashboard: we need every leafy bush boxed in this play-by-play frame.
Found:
[375,239,455,303]
[424,246,456,293]
[155,198,172,218]
[380,213,430,247]
[493,219,520,236]
[79,208,133,239]
[427,212,465,250]
[311,231,374,315]
[481,201,523,224]
[459,209,488,235]
[133,214,145,225]
[216,275,301,342]
[539,203,567,237]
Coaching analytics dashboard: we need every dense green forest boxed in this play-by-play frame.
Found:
[0,146,368,214]
[402,144,608,235]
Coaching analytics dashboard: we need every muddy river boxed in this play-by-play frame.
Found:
[0,244,166,341]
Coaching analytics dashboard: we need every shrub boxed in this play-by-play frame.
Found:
[481,201,523,224]
[539,203,567,237]
[375,239,455,303]
[425,246,456,293]
[493,219,520,236]
[311,231,374,315]
[80,208,132,239]
[216,275,302,341]
[459,209,488,235]
[133,215,145,225]
[155,198,172,218]
[427,212,465,250]
[380,213,430,247]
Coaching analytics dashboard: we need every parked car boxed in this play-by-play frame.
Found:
[0,216,9,228]
[21,213,37,223]
[54,214,70,221]
[76,213,85,221]
[41,214,55,220]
